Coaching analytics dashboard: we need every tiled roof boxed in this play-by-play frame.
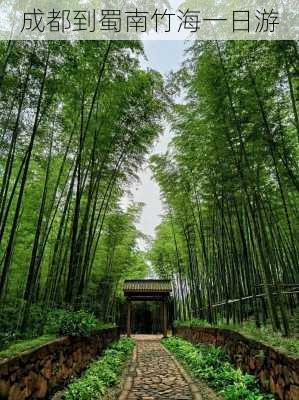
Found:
[123,280,172,293]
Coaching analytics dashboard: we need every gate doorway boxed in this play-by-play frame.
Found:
[132,302,162,334]
[123,280,172,337]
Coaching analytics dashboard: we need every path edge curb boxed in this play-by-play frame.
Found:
[118,346,137,400]
[162,343,203,400]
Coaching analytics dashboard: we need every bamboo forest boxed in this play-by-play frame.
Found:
[0,39,298,400]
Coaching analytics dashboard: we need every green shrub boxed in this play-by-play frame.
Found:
[45,308,113,337]
[56,309,98,337]
[0,301,22,340]
[0,302,46,349]
[0,306,114,354]
[163,337,275,400]
[63,337,134,400]
[43,308,67,334]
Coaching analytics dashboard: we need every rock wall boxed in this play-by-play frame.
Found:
[175,326,299,400]
[0,328,119,400]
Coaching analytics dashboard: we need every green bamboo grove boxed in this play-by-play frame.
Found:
[149,41,299,336]
[0,39,298,342]
[0,40,166,336]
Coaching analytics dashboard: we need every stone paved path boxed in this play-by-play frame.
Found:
[119,335,201,400]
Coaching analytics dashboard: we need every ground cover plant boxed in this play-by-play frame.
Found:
[174,315,299,357]
[62,337,135,400]
[0,334,56,359]
[163,337,275,400]
[0,308,114,358]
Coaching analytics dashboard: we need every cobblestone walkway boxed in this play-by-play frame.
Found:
[119,335,201,400]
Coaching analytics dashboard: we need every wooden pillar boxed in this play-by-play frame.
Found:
[127,300,132,337]
[162,299,168,338]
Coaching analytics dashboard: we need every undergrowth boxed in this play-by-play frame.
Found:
[163,337,275,400]
[62,337,135,400]
[0,334,56,359]
[174,315,299,357]
[0,308,114,358]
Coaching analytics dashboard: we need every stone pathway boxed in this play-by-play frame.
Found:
[119,335,202,400]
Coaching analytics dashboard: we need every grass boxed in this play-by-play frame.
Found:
[163,336,275,400]
[0,323,116,360]
[63,337,135,400]
[0,334,56,359]
[174,312,299,357]
[0,307,116,357]
[230,322,299,357]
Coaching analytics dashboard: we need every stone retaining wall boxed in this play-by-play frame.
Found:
[0,327,119,400]
[175,326,299,400]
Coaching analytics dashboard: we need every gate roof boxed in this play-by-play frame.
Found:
[123,279,171,301]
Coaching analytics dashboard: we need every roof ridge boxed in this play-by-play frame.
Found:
[123,279,172,295]
[124,279,171,281]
